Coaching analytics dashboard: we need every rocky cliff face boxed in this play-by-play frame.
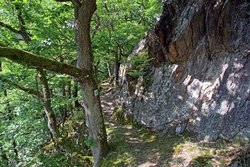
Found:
[120,0,250,141]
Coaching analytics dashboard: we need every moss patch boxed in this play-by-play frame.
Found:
[103,119,191,166]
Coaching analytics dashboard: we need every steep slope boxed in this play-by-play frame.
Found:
[121,0,250,141]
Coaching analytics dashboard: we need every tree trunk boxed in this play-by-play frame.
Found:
[66,80,73,111]
[106,61,112,77]
[73,1,108,166]
[37,69,59,146]
[113,48,121,86]
[66,80,71,98]
[0,62,59,147]
[12,140,18,158]
[0,0,109,164]
[73,81,81,108]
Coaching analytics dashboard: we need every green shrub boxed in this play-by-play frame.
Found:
[128,53,152,79]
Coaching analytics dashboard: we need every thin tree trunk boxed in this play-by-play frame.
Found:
[0,1,109,164]
[66,80,71,98]
[66,80,73,111]
[0,72,60,147]
[35,73,39,92]
[37,69,59,146]
[60,82,67,124]
[61,80,73,124]
[62,82,66,97]
[73,81,81,108]
[16,6,31,43]
[12,140,18,158]
[106,61,112,77]
[73,1,108,166]
[113,48,121,86]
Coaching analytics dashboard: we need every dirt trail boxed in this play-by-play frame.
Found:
[100,91,249,167]
[100,91,186,167]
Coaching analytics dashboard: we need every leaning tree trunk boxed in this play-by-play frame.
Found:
[73,0,108,166]
[37,69,59,146]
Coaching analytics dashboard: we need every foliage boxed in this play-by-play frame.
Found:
[93,0,162,80]
[0,0,162,165]
[128,53,152,78]
[0,89,50,166]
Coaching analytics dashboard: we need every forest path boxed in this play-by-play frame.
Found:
[100,90,249,167]
[100,90,187,167]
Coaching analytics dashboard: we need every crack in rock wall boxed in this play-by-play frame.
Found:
[120,0,250,141]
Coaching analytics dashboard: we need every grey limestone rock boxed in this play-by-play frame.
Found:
[120,0,250,141]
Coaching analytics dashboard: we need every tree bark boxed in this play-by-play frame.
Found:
[12,140,18,158]
[37,69,59,146]
[73,1,108,166]
[0,46,92,82]
[113,48,121,86]
[0,5,31,43]
[66,80,73,111]
[0,73,59,146]
[0,0,110,165]
[16,6,31,43]
[73,81,81,108]
[1,65,59,146]
[106,61,112,77]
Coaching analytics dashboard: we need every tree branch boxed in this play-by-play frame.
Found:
[0,47,92,82]
[0,5,31,43]
[0,76,43,98]
[0,21,20,34]
[17,9,32,42]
